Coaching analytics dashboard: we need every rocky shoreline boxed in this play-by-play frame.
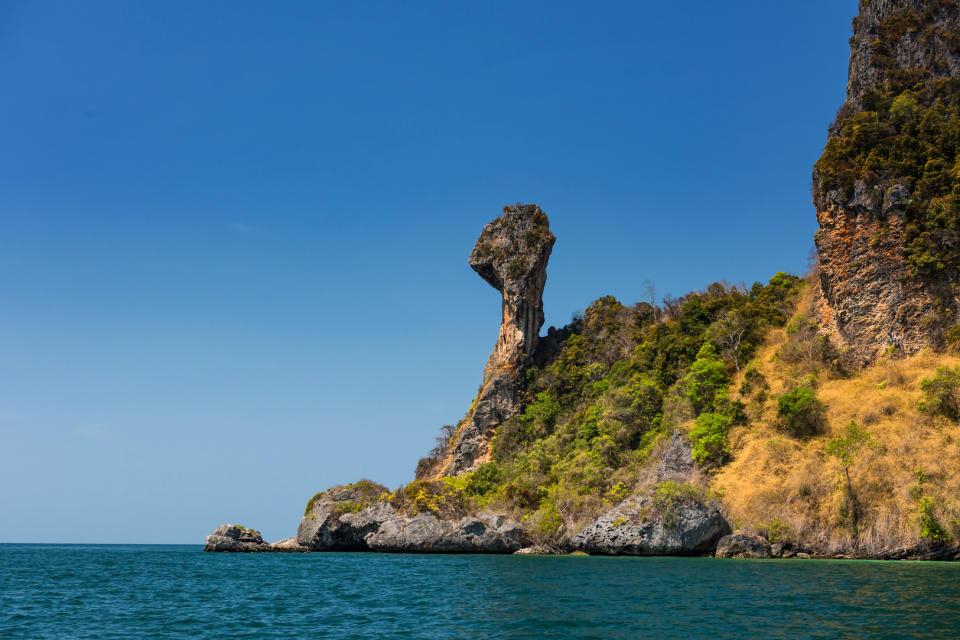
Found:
[205,432,960,561]
[204,520,960,561]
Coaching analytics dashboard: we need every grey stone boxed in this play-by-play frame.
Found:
[715,533,772,559]
[204,525,308,553]
[658,431,695,479]
[572,491,730,556]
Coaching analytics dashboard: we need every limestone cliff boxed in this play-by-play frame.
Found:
[425,204,555,477]
[813,0,960,364]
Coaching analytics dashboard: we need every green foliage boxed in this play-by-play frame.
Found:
[683,343,730,415]
[304,492,326,517]
[826,421,873,469]
[650,481,713,527]
[466,462,502,497]
[918,497,953,543]
[604,482,630,504]
[919,365,960,419]
[523,498,564,540]
[740,367,768,398]
[815,2,960,276]
[758,518,792,544]
[689,412,731,465]
[777,386,826,437]
[423,274,803,541]
[331,500,369,517]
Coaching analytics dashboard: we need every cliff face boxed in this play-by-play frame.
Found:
[813,0,960,364]
[428,204,555,477]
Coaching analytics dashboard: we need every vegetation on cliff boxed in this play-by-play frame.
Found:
[717,287,960,553]
[814,0,960,276]
[394,274,804,538]
[378,274,960,553]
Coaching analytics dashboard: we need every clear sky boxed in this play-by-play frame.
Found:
[0,0,858,543]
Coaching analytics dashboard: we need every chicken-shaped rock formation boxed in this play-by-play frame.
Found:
[427,204,555,477]
[813,0,960,364]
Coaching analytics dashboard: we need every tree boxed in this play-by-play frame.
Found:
[683,343,730,415]
[642,279,659,323]
[709,310,747,371]
[826,421,873,532]
[777,386,825,437]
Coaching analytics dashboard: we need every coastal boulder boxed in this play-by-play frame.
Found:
[715,533,772,559]
[297,482,530,552]
[297,481,394,551]
[572,483,730,556]
[366,514,529,553]
[204,525,271,552]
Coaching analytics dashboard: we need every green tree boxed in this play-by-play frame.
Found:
[689,412,731,465]
[683,343,730,415]
[826,421,873,531]
[919,366,960,419]
[777,386,825,437]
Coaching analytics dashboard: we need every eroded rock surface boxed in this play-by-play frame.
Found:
[296,482,394,551]
[813,0,960,363]
[430,204,555,476]
[572,489,730,556]
[656,431,695,481]
[204,524,308,553]
[297,484,529,553]
[715,533,772,559]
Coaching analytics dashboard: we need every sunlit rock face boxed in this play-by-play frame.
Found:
[429,204,555,477]
[813,0,960,364]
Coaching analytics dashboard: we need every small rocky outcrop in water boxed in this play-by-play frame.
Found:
[296,482,529,553]
[572,484,730,556]
[715,533,772,559]
[427,204,555,477]
[204,524,308,553]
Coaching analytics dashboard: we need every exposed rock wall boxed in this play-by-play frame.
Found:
[428,204,555,477]
[813,0,960,364]
[296,487,530,553]
[572,492,730,556]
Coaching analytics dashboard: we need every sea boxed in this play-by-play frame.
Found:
[1,544,959,638]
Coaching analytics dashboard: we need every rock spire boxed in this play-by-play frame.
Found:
[429,204,555,476]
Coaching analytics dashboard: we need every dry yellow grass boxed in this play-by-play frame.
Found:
[712,291,960,552]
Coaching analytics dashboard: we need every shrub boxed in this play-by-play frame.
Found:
[918,497,952,544]
[777,386,826,437]
[758,518,793,544]
[919,366,960,419]
[683,343,730,415]
[523,499,564,541]
[739,367,769,401]
[689,412,731,465]
[466,462,502,496]
[304,492,325,517]
[650,481,711,527]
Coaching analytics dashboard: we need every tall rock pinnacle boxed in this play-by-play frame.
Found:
[813,0,960,363]
[427,204,555,477]
[469,204,555,384]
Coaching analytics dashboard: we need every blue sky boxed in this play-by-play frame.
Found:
[0,0,857,543]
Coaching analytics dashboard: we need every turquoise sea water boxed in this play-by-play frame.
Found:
[2,544,959,639]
